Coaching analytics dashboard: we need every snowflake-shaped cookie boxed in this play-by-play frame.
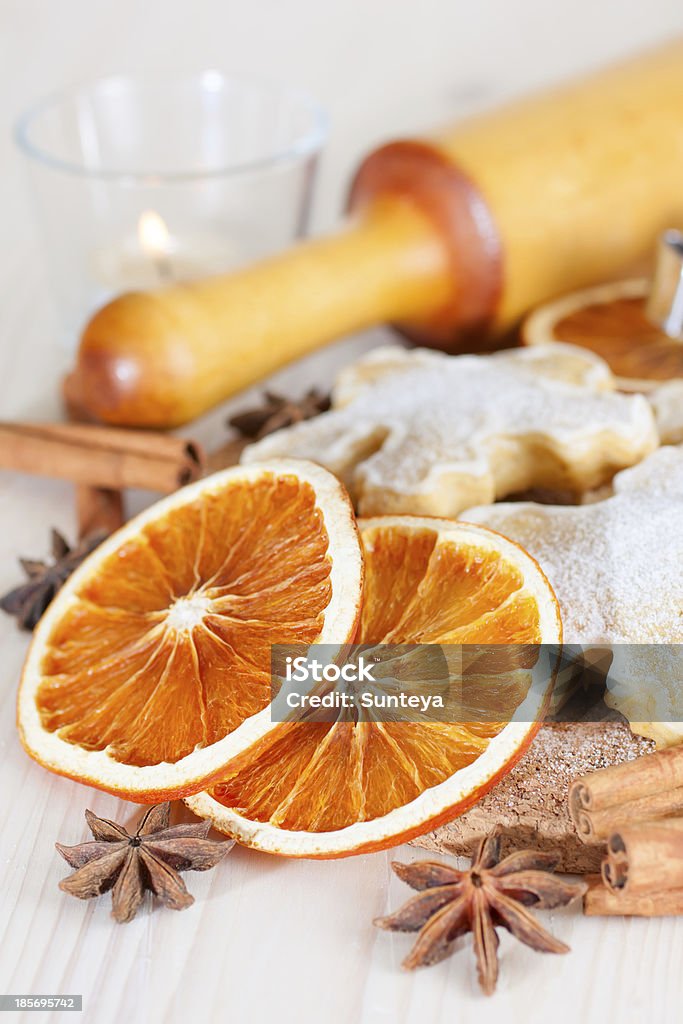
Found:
[463,447,683,746]
[242,344,657,516]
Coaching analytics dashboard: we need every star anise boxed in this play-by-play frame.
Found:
[228,388,330,440]
[56,803,231,923]
[0,528,107,631]
[375,833,587,995]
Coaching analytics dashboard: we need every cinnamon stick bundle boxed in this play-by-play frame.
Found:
[569,745,683,841]
[0,421,204,494]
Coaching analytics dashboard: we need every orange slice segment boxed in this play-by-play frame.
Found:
[17,461,363,800]
[187,517,562,857]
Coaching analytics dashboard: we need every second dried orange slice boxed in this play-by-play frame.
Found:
[17,460,363,800]
[521,278,682,391]
[187,517,562,857]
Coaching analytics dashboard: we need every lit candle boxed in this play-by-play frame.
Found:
[90,213,237,318]
[137,210,174,282]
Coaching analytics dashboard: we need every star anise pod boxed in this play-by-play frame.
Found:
[228,388,330,440]
[56,804,231,923]
[0,528,107,631]
[375,833,587,996]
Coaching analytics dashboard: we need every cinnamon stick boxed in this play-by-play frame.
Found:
[75,485,125,539]
[571,784,683,841]
[569,745,683,841]
[0,421,205,493]
[584,874,683,917]
[601,819,683,896]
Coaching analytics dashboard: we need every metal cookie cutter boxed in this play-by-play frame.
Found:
[647,229,683,340]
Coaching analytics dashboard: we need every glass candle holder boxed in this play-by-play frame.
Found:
[15,72,328,348]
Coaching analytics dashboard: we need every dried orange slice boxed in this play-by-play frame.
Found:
[17,461,363,801]
[522,278,683,391]
[186,517,562,857]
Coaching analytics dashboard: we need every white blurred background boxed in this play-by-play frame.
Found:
[3,0,683,244]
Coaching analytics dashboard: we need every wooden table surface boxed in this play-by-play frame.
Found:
[2,3,683,1021]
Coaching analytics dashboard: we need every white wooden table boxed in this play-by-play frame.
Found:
[2,3,683,1021]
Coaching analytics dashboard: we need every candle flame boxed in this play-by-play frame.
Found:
[138,210,172,259]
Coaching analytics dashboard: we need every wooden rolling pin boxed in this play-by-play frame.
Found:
[73,40,683,427]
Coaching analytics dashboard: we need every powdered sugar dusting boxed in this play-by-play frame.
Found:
[464,447,683,643]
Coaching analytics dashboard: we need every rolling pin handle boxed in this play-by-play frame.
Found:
[349,140,502,348]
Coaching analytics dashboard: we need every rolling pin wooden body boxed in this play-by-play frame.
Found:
[75,40,683,427]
